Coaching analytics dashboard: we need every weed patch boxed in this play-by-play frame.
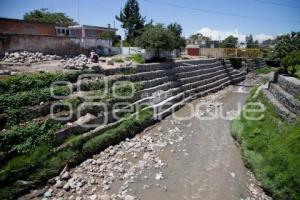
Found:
[231,88,300,199]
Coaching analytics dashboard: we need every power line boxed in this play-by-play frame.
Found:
[142,0,300,24]
[251,0,300,9]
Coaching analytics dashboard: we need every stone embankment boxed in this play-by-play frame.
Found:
[53,58,247,144]
[262,74,300,122]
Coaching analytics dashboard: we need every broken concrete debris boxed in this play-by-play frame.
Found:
[2,51,61,64]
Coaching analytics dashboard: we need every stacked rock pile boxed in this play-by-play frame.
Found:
[1,51,61,64]
[60,54,89,70]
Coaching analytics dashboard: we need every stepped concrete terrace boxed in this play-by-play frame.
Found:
[53,58,247,144]
[262,74,300,123]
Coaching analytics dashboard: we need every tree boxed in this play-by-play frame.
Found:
[116,0,145,45]
[246,34,259,48]
[167,23,186,56]
[220,35,238,48]
[23,8,77,26]
[135,24,176,57]
[281,50,300,76]
[189,33,210,41]
[99,31,120,46]
[273,31,300,60]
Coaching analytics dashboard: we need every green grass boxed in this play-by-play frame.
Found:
[0,86,70,111]
[0,71,84,94]
[0,119,62,154]
[231,88,300,200]
[129,54,145,64]
[0,108,153,199]
[255,66,272,74]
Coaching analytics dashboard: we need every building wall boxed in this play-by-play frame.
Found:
[187,48,200,56]
[0,34,112,56]
[1,34,82,55]
[0,18,57,36]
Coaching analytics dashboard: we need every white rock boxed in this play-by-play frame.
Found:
[124,195,135,200]
[155,172,163,180]
[61,171,70,180]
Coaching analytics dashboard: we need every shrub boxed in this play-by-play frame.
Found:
[280,51,300,76]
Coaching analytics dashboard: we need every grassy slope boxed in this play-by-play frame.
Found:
[231,89,300,199]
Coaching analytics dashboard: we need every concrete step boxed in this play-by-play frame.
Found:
[176,65,230,79]
[268,83,300,115]
[262,89,296,123]
[277,74,300,97]
[175,61,220,73]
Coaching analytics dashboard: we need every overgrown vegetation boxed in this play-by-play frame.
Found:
[0,120,62,154]
[0,71,83,94]
[0,108,153,199]
[231,88,300,199]
[0,86,70,111]
[255,66,272,74]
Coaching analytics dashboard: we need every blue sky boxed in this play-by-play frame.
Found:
[0,0,299,41]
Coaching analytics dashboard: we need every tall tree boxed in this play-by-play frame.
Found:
[116,0,145,45]
[246,34,259,48]
[23,8,77,26]
[135,24,176,58]
[220,35,238,48]
[167,23,186,55]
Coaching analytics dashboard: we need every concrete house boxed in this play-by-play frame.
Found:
[0,17,117,56]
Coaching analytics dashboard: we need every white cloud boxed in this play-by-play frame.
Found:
[196,27,274,43]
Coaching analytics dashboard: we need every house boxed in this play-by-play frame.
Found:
[0,17,118,55]
[68,24,118,54]
[68,24,117,39]
[0,17,64,36]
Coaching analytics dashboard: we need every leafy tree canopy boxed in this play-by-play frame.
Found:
[273,31,300,60]
[116,0,146,45]
[135,24,176,54]
[23,8,77,26]
[189,33,210,41]
[220,35,238,48]
[167,23,186,49]
[99,31,121,46]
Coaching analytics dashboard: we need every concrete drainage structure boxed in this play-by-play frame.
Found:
[54,58,247,144]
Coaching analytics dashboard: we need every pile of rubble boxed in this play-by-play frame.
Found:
[1,51,61,64]
[60,54,89,70]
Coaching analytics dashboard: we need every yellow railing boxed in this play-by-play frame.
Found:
[224,48,262,58]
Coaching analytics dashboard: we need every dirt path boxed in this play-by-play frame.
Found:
[22,82,271,200]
